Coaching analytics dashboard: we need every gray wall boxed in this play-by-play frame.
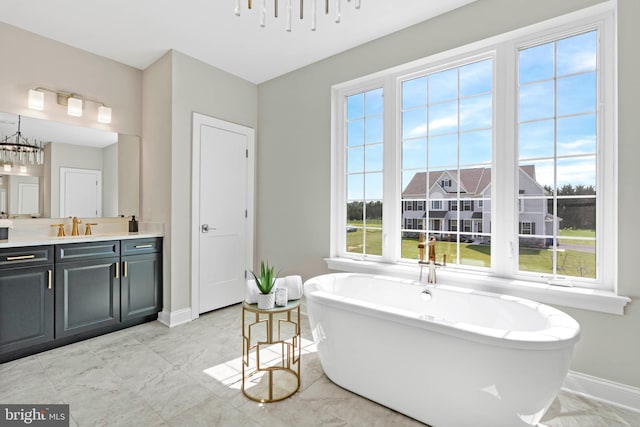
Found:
[256,0,640,388]
[117,134,140,217]
[0,22,141,137]
[141,52,174,312]
[142,50,258,313]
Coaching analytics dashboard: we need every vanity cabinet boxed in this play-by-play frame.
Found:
[54,241,121,338]
[120,238,162,322]
[0,237,163,363]
[0,246,54,357]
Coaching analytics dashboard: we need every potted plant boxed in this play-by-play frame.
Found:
[251,260,277,309]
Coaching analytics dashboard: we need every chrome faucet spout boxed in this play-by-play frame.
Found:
[427,261,437,284]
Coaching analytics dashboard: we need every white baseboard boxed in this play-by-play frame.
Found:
[563,370,640,413]
[157,308,192,328]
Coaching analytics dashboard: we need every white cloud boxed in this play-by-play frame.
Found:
[534,159,595,189]
[558,137,595,153]
[429,116,458,131]
[408,124,427,137]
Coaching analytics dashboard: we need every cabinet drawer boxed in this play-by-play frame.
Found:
[0,246,53,268]
[56,241,120,262]
[121,238,162,256]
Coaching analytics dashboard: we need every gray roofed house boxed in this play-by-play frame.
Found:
[402,166,558,245]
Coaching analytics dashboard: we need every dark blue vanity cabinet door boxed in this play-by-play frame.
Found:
[54,241,121,338]
[0,246,54,356]
[55,257,121,338]
[121,252,162,322]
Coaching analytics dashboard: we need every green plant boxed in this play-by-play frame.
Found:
[251,261,277,294]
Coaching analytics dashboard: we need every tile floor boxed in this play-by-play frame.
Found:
[1,302,639,427]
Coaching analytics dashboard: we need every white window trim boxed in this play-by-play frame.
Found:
[329,1,629,315]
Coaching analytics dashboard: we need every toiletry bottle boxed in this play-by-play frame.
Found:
[129,215,138,233]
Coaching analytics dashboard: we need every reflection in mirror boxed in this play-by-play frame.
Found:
[0,112,139,219]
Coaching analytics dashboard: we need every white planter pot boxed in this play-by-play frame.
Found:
[257,292,276,310]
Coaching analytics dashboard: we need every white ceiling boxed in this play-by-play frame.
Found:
[0,0,478,84]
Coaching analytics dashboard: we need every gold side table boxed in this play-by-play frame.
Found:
[241,300,301,402]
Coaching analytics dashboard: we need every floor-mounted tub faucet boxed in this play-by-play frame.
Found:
[418,235,446,284]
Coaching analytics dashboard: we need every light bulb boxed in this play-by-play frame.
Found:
[98,106,112,124]
[67,97,83,117]
[28,89,44,111]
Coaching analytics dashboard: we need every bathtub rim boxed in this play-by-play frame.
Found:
[304,272,581,351]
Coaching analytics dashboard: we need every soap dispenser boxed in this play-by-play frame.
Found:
[129,215,139,233]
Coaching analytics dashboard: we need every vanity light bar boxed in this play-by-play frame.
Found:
[27,87,112,124]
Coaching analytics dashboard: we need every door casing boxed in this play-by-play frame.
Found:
[190,113,255,320]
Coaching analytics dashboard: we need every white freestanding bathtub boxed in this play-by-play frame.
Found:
[304,273,580,427]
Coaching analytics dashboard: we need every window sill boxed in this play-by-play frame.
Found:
[325,257,631,315]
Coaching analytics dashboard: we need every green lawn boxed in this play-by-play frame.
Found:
[346,227,383,255]
[346,226,596,278]
[559,228,596,247]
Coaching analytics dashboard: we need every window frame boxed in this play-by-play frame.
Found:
[329,3,626,314]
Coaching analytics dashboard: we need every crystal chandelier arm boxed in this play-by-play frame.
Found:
[0,115,45,166]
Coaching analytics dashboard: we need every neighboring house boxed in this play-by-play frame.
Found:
[402,166,559,244]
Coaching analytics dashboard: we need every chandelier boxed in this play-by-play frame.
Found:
[235,0,362,31]
[0,115,45,169]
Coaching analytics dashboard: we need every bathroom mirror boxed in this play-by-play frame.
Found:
[0,112,139,219]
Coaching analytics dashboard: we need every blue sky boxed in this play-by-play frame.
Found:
[346,30,598,201]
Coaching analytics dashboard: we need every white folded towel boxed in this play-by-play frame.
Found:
[280,275,303,300]
[245,275,303,303]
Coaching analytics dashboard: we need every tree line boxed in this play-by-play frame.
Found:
[544,184,596,230]
[347,201,383,221]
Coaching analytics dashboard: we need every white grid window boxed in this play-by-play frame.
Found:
[331,5,615,292]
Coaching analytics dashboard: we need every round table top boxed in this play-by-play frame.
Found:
[242,299,300,313]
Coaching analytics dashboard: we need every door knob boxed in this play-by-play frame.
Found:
[201,224,209,233]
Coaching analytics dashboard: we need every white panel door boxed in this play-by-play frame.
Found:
[60,168,102,218]
[17,183,39,215]
[198,122,249,313]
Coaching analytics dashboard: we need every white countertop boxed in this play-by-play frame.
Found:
[0,219,164,249]
[0,232,163,248]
